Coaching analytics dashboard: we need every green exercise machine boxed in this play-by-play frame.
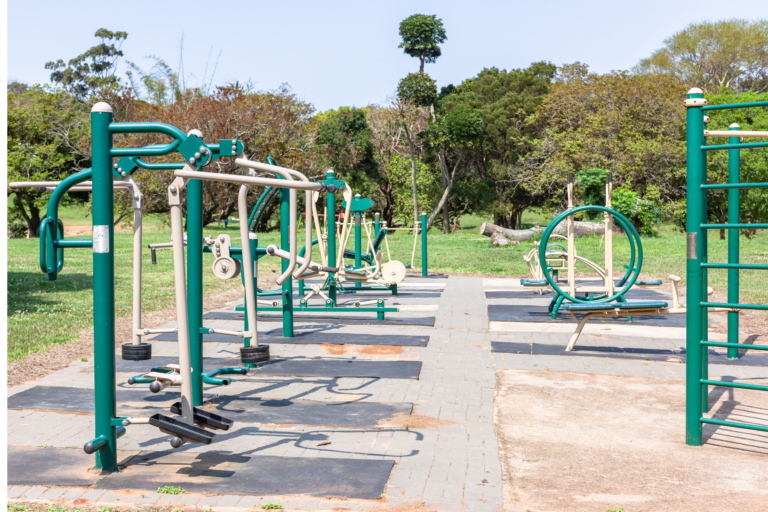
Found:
[684,88,768,445]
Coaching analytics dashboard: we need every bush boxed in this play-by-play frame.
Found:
[611,187,661,236]
[8,215,28,238]
[575,168,610,219]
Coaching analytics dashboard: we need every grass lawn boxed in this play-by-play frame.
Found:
[8,209,768,363]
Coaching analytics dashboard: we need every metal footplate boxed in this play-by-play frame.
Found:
[149,413,217,448]
[170,402,234,431]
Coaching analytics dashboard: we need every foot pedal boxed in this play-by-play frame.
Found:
[149,413,217,445]
[241,344,270,364]
[122,342,152,361]
[170,402,234,431]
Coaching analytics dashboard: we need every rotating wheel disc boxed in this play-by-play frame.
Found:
[539,205,642,304]
[381,260,407,284]
[212,257,241,280]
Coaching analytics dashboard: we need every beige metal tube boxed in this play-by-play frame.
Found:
[131,182,143,346]
[567,178,575,296]
[336,185,354,268]
[174,169,321,191]
[311,191,327,266]
[238,185,259,345]
[704,130,768,138]
[168,177,194,424]
[605,176,613,296]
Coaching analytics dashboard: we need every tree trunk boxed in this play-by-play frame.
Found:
[480,222,536,241]
[419,57,425,74]
[439,147,450,234]
[406,127,419,227]
[14,192,42,238]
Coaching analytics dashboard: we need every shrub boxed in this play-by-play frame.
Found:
[8,214,28,238]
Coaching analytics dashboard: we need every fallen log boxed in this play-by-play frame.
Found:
[480,220,605,240]
[479,222,535,241]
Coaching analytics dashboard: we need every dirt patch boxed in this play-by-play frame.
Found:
[494,369,768,512]
[381,408,454,430]
[6,276,278,388]
[320,344,404,356]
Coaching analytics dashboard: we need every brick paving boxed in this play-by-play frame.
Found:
[8,275,768,512]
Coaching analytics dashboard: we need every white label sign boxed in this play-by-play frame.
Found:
[93,225,110,253]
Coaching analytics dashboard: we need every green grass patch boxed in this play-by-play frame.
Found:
[156,485,185,495]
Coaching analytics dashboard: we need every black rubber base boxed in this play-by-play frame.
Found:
[241,344,270,364]
[121,342,152,361]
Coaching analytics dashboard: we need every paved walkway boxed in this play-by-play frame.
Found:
[8,275,768,511]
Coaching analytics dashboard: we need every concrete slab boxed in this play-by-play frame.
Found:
[204,311,436,326]
[150,331,430,347]
[494,369,768,512]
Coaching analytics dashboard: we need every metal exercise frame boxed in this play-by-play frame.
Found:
[684,89,768,445]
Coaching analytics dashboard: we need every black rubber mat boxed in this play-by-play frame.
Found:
[485,289,669,300]
[95,451,393,498]
[487,304,689,327]
[203,311,436,326]
[8,386,413,428]
[491,341,768,366]
[151,331,429,347]
[112,355,422,379]
[7,446,139,486]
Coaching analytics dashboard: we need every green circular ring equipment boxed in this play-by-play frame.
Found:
[538,205,643,304]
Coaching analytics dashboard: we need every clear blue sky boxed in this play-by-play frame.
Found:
[8,0,768,112]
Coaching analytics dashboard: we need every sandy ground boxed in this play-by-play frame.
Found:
[494,370,768,512]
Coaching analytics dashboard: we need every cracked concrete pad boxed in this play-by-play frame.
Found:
[494,369,768,512]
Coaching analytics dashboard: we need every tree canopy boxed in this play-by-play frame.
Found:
[45,28,128,99]
[398,14,447,73]
[634,19,768,93]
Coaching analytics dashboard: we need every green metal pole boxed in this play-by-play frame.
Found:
[727,124,741,359]
[374,212,381,239]
[685,89,705,446]
[243,237,257,367]
[91,103,118,471]
[701,126,709,413]
[354,198,362,289]
[280,185,294,337]
[421,212,428,277]
[186,175,204,406]
[327,171,337,305]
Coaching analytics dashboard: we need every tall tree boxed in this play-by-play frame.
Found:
[634,19,768,93]
[45,28,128,99]
[398,14,447,73]
[397,73,436,226]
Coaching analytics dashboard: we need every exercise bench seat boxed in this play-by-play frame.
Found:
[562,300,668,311]
[634,279,663,287]
[521,278,549,287]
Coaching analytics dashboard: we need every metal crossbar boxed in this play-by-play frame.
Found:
[701,223,768,229]
[701,301,768,311]
[701,263,768,270]
[701,183,768,189]
[702,341,768,352]
[700,418,768,433]
[702,100,768,111]
[703,141,768,151]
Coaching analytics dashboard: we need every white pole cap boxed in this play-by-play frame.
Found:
[729,123,740,129]
[687,87,704,95]
[187,129,203,137]
[91,102,113,113]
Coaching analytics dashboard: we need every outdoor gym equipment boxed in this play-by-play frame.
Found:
[525,173,663,314]
[247,169,399,321]
[369,212,430,277]
[10,175,159,360]
[34,103,258,471]
[684,88,768,445]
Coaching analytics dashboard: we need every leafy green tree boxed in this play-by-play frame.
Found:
[520,65,688,218]
[45,28,128,99]
[575,168,610,209]
[7,87,90,236]
[398,14,447,73]
[439,62,557,228]
[634,19,768,93]
[314,107,377,189]
[611,187,661,236]
[425,107,483,232]
[397,72,438,107]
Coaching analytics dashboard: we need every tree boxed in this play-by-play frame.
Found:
[7,87,91,236]
[425,106,483,232]
[439,62,557,228]
[634,19,768,93]
[398,14,447,73]
[45,28,128,99]
[397,72,437,107]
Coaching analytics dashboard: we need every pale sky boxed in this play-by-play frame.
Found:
[7,0,768,112]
